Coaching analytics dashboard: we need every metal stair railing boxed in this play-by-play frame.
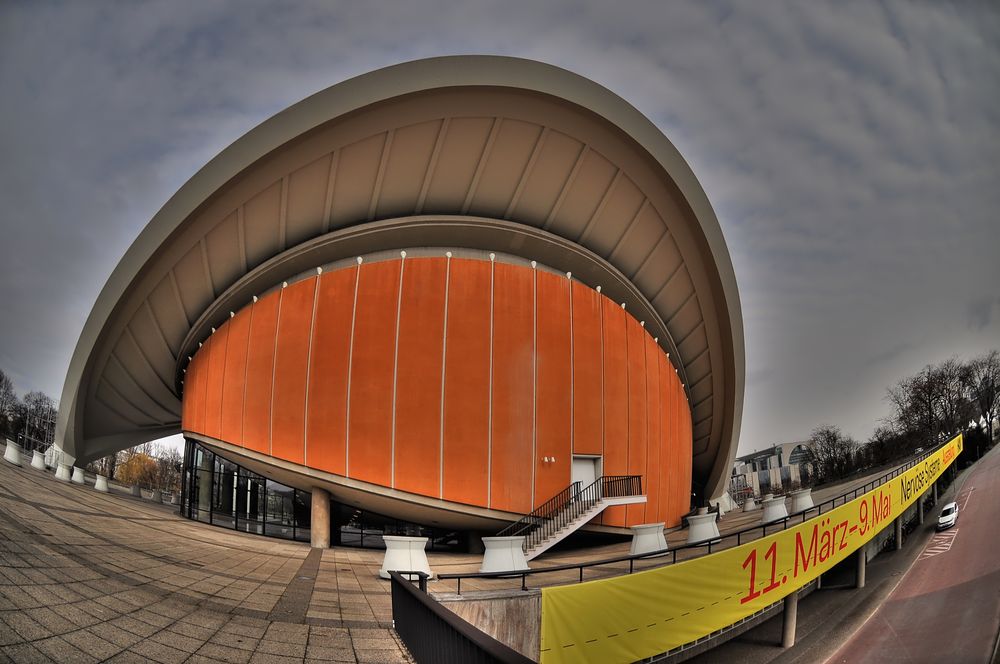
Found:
[497,475,642,552]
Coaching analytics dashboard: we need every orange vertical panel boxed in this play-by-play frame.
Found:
[306,268,356,477]
[191,339,209,435]
[348,260,400,487]
[644,335,661,525]
[680,383,693,519]
[220,307,252,446]
[571,282,603,456]
[490,262,534,514]
[271,278,316,466]
[204,325,229,440]
[243,291,280,455]
[534,271,571,506]
[667,357,683,526]
[393,258,447,496]
[658,353,673,525]
[600,297,629,527]
[625,317,648,526]
[181,350,201,431]
[442,259,492,507]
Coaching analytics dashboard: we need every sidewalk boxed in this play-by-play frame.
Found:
[687,453,982,664]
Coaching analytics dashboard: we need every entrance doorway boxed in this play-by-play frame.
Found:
[571,455,602,490]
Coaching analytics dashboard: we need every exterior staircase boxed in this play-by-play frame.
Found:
[497,475,646,561]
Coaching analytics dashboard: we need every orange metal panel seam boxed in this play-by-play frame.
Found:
[238,301,255,449]
[302,273,321,468]
[268,284,285,458]
[438,252,452,500]
[531,260,537,509]
[390,252,406,489]
[344,259,361,477]
[567,272,574,461]
[487,253,495,509]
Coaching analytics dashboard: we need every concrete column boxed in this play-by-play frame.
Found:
[55,464,72,482]
[4,440,23,466]
[894,515,903,551]
[629,523,667,555]
[918,494,924,525]
[310,487,330,549]
[782,590,799,648]
[856,547,866,589]
[480,536,530,573]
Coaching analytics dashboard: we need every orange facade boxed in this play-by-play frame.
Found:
[182,257,693,527]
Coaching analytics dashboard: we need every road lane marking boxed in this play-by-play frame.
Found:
[917,528,958,561]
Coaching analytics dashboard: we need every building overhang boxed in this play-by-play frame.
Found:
[56,55,744,500]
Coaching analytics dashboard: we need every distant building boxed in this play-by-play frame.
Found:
[729,440,814,502]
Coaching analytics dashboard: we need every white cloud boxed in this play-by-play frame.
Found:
[0,0,997,452]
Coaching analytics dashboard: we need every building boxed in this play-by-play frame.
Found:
[730,440,814,501]
[53,56,744,550]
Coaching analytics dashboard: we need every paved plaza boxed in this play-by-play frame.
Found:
[0,448,906,663]
[0,459,412,663]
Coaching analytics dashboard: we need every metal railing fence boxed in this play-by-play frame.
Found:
[496,475,642,552]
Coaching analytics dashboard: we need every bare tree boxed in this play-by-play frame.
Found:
[0,370,15,437]
[810,424,859,483]
[964,350,1000,445]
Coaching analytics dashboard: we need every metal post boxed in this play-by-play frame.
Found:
[856,547,866,589]
[894,516,903,551]
[782,591,798,648]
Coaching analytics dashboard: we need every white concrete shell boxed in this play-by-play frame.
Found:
[56,56,744,500]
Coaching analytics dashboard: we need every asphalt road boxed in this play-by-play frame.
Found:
[826,448,1000,664]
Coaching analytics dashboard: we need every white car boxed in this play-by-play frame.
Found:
[937,502,958,531]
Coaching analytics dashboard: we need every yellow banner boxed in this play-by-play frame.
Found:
[539,434,962,663]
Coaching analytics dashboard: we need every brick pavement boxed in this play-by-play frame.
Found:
[0,458,411,664]
[0,446,902,663]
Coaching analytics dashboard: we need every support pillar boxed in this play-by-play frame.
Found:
[310,487,330,549]
[782,591,798,648]
[856,547,866,589]
[894,516,903,551]
[918,495,924,525]
[932,482,938,503]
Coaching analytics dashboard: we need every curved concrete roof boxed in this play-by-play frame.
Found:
[56,55,744,500]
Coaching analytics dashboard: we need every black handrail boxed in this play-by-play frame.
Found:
[439,441,951,594]
[496,475,642,552]
[389,571,533,663]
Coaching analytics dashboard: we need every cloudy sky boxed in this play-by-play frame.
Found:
[1,1,997,454]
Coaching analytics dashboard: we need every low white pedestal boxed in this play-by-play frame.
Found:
[71,467,86,484]
[31,450,46,470]
[380,536,433,580]
[94,475,109,492]
[761,495,789,524]
[149,490,162,503]
[55,464,72,482]
[742,496,757,512]
[686,508,721,545]
[789,488,813,513]
[130,485,141,497]
[3,440,22,466]
[479,536,530,573]
[630,523,668,555]
[170,493,179,505]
